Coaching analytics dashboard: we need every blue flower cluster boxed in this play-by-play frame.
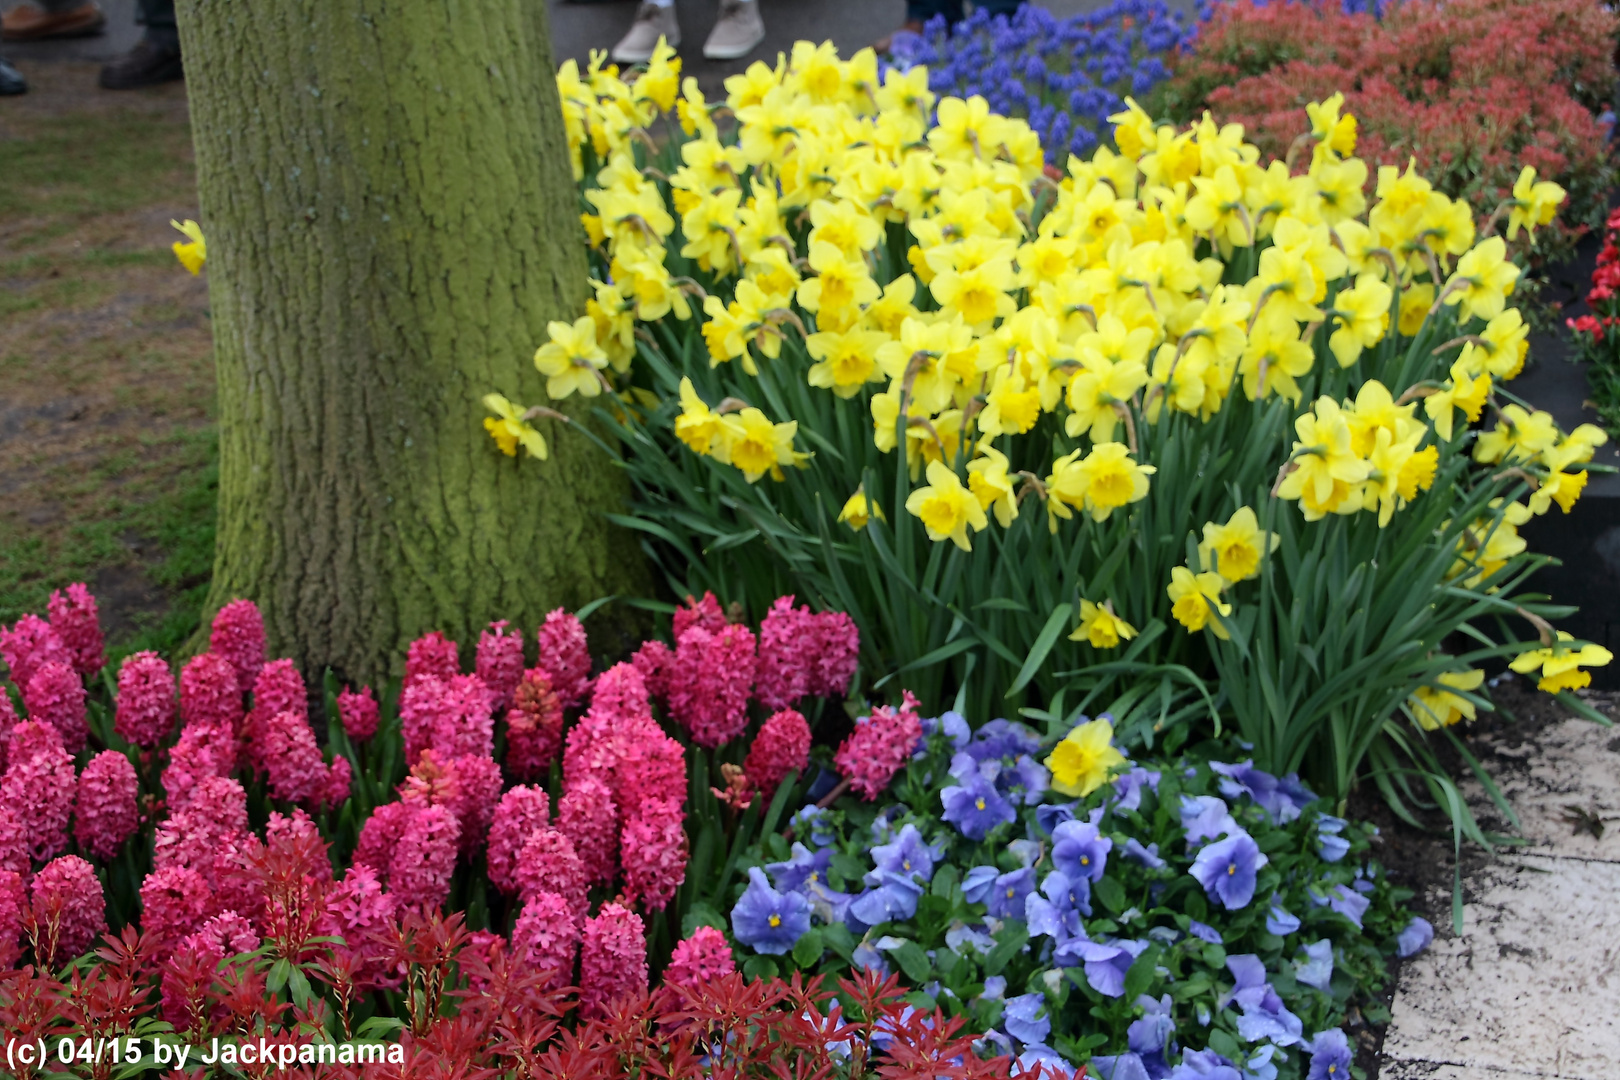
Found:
[886,1,1195,165]
[728,710,1431,1080]
[1192,0,1385,20]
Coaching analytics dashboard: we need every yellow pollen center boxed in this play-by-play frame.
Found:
[769,913,781,928]
[1227,864,1237,875]
[1006,887,1016,898]
[975,798,986,810]
[1081,856,1090,865]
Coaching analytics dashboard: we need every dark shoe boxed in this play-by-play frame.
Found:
[98,38,182,90]
[2,1,106,42]
[0,56,25,95]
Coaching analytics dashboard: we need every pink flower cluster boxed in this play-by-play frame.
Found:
[46,583,104,676]
[22,660,87,755]
[504,668,565,780]
[29,855,106,967]
[537,609,592,709]
[338,684,379,741]
[663,925,735,988]
[115,651,176,748]
[209,598,266,692]
[74,751,139,862]
[666,623,757,748]
[2,722,75,862]
[476,620,526,711]
[833,696,924,801]
[0,614,72,694]
[743,708,812,802]
[754,596,861,711]
[579,901,648,1018]
[401,670,495,764]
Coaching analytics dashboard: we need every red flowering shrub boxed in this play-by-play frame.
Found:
[1567,206,1620,430]
[1159,0,1616,255]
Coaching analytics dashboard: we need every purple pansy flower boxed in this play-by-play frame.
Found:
[1035,800,1080,836]
[988,867,1038,919]
[1026,870,1090,939]
[1051,819,1111,882]
[1310,883,1370,929]
[1003,992,1050,1044]
[869,823,937,884]
[732,866,811,955]
[1266,895,1301,935]
[1109,767,1162,813]
[1187,920,1223,944]
[1189,830,1268,910]
[1224,955,1304,1047]
[1304,1028,1352,1080]
[1314,814,1350,862]
[1396,916,1434,958]
[1180,795,1238,846]
[1089,1053,1151,1080]
[1295,939,1334,990]
[1127,993,1177,1076]
[942,770,1018,840]
[963,865,1000,905]
[1014,1043,1076,1079]
[1058,936,1148,997]
[1166,1048,1242,1079]
[766,842,833,893]
[848,872,924,926]
[1124,837,1167,870]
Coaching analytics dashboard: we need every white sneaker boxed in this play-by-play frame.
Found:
[613,3,680,65]
[703,0,764,61]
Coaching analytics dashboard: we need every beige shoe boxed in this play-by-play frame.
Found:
[612,3,680,65]
[1,0,105,42]
[703,0,764,61]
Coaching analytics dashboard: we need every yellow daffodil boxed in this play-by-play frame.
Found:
[674,377,724,457]
[1509,632,1613,694]
[807,326,888,397]
[1167,566,1232,638]
[1198,506,1277,583]
[716,407,809,482]
[534,317,610,399]
[1423,360,1491,442]
[481,394,548,460]
[170,219,207,275]
[1506,166,1565,242]
[1328,274,1392,368]
[1045,717,1127,797]
[1409,668,1485,730]
[905,460,988,551]
[967,447,1018,528]
[1072,599,1137,649]
[838,487,885,531]
[1445,237,1518,324]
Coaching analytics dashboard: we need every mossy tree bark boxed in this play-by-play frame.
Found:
[176,0,647,685]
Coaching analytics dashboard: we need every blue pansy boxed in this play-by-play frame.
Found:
[788,805,837,848]
[1396,916,1434,958]
[1303,1028,1352,1080]
[869,823,936,884]
[1127,993,1177,1074]
[1026,869,1091,939]
[946,924,997,956]
[1109,767,1163,813]
[1266,896,1301,935]
[766,842,832,893]
[1003,992,1051,1044]
[1180,795,1238,846]
[849,871,924,926]
[1016,1043,1077,1079]
[1224,954,1304,1047]
[1051,819,1112,882]
[1189,830,1268,910]
[1124,837,1168,870]
[963,864,1000,905]
[1294,939,1334,991]
[1089,1053,1151,1080]
[1314,814,1350,862]
[1187,920,1223,945]
[942,770,1018,840]
[1058,936,1148,997]
[1310,883,1370,929]
[988,867,1038,919]
[1166,1048,1242,1079]
[731,867,810,955]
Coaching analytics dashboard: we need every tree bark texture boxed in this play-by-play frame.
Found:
[176,0,647,685]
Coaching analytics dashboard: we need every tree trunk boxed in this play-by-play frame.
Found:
[175,0,647,685]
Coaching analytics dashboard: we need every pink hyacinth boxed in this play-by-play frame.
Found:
[324,756,352,810]
[558,775,618,886]
[617,729,687,811]
[182,910,260,961]
[388,803,460,911]
[2,721,75,862]
[486,785,550,895]
[808,611,860,699]
[74,750,140,862]
[139,865,213,952]
[0,692,13,771]
[153,775,249,872]
[404,631,461,691]
[353,801,416,879]
[833,699,923,801]
[744,708,811,802]
[515,826,588,919]
[23,660,87,755]
[30,856,106,966]
[537,609,591,710]
[579,901,648,1018]
[561,662,655,789]
[630,639,674,702]
[179,652,241,733]
[115,651,176,748]
[400,673,494,765]
[399,750,501,856]
[209,599,266,693]
[476,620,526,712]
[754,596,815,712]
[0,871,25,968]
[620,798,687,912]
[0,614,71,695]
[47,583,104,677]
[663,925,736,989]
[511,890,578,991]
[319,862,397,944]
[337,684,379,741]
[666,623,757,748]
[504,667,564,781]
[259,710,329,806]
[160,721,235,814]
[251,658,307,720]
[672,591,728,640]
[0,803,29,877]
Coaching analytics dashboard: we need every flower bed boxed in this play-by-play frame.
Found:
[1566,206,1620,434]
[1154,0,1617,261]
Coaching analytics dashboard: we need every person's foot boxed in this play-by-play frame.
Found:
[1,1,105,42]
[703,0,764,61]
[98,37,182,90]
[0,55,26,95]
[874,18,924,54]
[612,4,680,65]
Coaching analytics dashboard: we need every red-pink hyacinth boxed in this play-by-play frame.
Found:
[515,826,588,919]
[537,609,591,710]
[630,639,674,701]
[562,663,649,790]
[0,871,25,968]
[354,801,415,878]
[504,667,565,781]
[486,785,550,895]
[404,631,461,691]
[74,750,139,862]
[0,803,29,877]
[666,623,757,748]
[30,855,105,966]
[753,596,815,712]
[744,708,811,802]
[153,775,249,872]
[401,673,494,765]
[161,721,235,815]
[46,583,103,676]
[209,599,266,693]
[0,614,71,695]
[663,925,736,989]
[115,650,176,748]
[672,591,728,640]
[337,684,379,741]
[0,692,13,771]
[251,658,307,720]
[579,901,648,1018]
[264,808,333,885]
[400,750,501,857]
[808,610,860,698]
[620,797,687,912]
[179,652,241,733]
[185,909,261,958]
[617,729,687,811]
[558,775,618,886]
[139,864,214,953]
[511,890,577,991]
[476,620,526,712]
[23,659,87,755]
[834,699,923,801]
[259,710,329,806]
[388,803,460,911]
[319,862,397,948]
[2,720,75,862]
[324,756,352,810]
